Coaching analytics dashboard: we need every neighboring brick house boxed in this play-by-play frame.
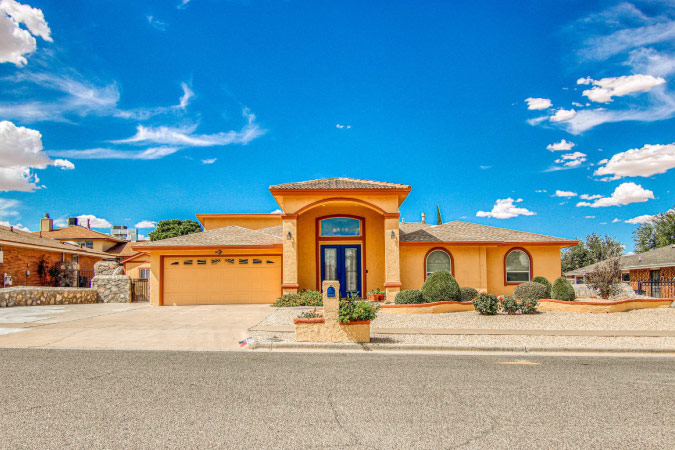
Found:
[565,245,675,298]
[0,225,109,287]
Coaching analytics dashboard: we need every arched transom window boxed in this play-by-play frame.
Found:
[426,249,452,277]
[319,217,361,237]
[505,249,531,283]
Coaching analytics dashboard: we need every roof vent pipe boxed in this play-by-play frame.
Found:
[401,218,405,223]
[421,213,426,224]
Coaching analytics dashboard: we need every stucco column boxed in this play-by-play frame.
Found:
[282,215,299,294]
[478,246,488,293]
[383,215,401,303]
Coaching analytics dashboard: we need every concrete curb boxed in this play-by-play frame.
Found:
[250,341,675,354]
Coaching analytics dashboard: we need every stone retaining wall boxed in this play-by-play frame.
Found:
[91,275,131,303]
[0,287,98,307]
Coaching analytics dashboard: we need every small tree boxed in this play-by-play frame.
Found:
[148,219,202,241]
[37,256,49,286]
[48,263,64,287]
[561,233,624,273]
[585,257,623,299]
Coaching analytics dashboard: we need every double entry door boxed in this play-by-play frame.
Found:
[320,244,361,298]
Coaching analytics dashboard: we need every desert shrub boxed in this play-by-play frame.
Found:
[532,276,552,298]
[297,309,321,319]
[586,257,623,299]
[395,289,425,304]
[499,295,519,314]
[460,287,479,302]
[513,282,548,302]
[551,277,576,301]
[273,290,323,307]
[338,299,378,324]
[519,298,539,314]
[472,293,499,315]
[421,270,461,303]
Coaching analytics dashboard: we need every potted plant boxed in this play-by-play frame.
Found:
[367,288,385,301]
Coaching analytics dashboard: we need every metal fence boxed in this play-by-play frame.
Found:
[76,270,94,288]
[132,279,149,302]
[637,281,675,299]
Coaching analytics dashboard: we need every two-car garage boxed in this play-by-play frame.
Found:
[162,255,282,305]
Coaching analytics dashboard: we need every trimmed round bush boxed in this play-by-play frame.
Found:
[394,289,425,304]
[460,286,479,302]
[532,276,552,298]
[513,281,548,301]
[473,293,499,315]
[421,270,461,303]
[551,277,576,301]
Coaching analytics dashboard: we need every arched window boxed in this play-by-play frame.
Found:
[319,217,361,237]
[505,249,531,283]
[426,249,452,277]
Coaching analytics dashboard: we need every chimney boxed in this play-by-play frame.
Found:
[87,219,91,229]
[401,218,405,223]
[421,213,426,224]
[40,213,53,232]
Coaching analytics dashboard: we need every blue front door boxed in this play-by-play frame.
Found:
[320,244,362,298]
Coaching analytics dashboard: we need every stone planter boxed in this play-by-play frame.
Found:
[294,317,371,343]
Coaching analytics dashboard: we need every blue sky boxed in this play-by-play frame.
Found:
[0,0,673,250]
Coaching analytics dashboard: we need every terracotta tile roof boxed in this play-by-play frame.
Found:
[269,177,411,190]
[565,245,675,276]
[34,225,126,242]
[135,226,282,248]
[0,225,110,257]
[106,241,138,256]
[400,220,576,244]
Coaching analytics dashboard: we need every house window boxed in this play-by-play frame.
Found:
[621,272,630,283]
[319,217,361,237]
[139,269,150,279]
[78,240,93,249]
[72,255,79,264]
[505,249,531,283]
[426,250,452,277]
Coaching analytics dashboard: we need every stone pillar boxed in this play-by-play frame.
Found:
[282,214,299,295]
[322,280,340,321]
[383,215,401,303]
[478,246,488,293]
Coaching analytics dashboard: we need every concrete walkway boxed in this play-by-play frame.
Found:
[0,303,272,351]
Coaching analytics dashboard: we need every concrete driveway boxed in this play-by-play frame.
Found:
[0,303,273,351]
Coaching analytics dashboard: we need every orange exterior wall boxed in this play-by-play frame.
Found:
[296,203,385,295]
[197,215,282,231]
[125,258,150,279]
[400,243,564,296]
[147,247,282,306]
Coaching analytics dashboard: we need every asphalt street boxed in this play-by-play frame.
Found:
[0,349,673,449]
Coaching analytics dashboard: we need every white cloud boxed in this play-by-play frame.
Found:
[146,15,167,31]
[611,218,621,223]
[114,109,265,147]
[594,143,675,180]
[580,194,603,200]
[554,151,587,167]
[177,0,191,9]
[535,189,547,193]
[550,108,577,122]
[201,158,216,164]
[625,214,655,224]
[336,124,351,129]
[585,215,595,219]
[53,159,74,170]
[75,214,111,229]
[554,190,577,198]
[527,116,548,126]
[476,198,536,219]
[578,74,665,103]
[547,139,575,151]
[0,0,52,66]
[479,165,492,170]
[525,97,552,110]
[0,120,71,191]
[178,82,193,109]
[576,182,654,208]
[626,48,675,77]
[135,220,156,228]
[270,209,282,214]
[0,220,29,231]
[0,198,20,217]
[49,146,181,160]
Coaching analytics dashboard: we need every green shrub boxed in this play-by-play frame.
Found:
[472,293,499,315]
[273,290,323,307]
[338,299,378,324]
[513,282,548,302]
[394,289,425,304]
[460,287,479,302]
[499,295,519,314]
[297,308,321,319]
[519,298,539,314]
[532,276,552,298]
[551,277,576,301]
[421,270,461,303]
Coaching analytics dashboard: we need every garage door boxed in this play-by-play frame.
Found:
[163,256,281,305]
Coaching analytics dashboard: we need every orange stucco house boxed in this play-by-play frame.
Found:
[135,178,577,306]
